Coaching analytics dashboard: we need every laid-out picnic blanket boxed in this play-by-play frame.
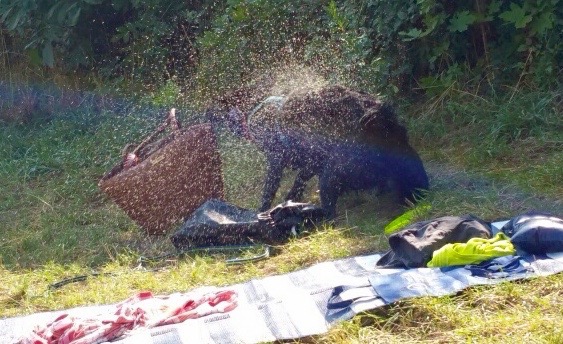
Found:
[2,229,563,343]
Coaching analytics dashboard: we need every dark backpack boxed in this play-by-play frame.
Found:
[376,214,492,268]
[170,199,325,250]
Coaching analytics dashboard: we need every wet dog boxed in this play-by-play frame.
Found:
[209,85,429,218]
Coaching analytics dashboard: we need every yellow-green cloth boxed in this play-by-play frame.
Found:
[427,232,516,268]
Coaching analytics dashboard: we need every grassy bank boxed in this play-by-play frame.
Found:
[0,87,562,342]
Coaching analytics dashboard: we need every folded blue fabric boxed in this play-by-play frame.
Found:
[465,255,531,279]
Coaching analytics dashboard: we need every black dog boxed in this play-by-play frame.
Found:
[209,85,429,219]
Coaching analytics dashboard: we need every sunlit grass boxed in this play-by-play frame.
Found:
[0,89,562,343]
[408,88,563,199]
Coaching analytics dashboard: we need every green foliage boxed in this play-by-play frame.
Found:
[106,0,226,86]
[322,0,563,93]
[339,0,425,92]
[397,0,563,90]
[2,0,561,95]
[499,2,532,28]
[194,0,405,96]
[307,0,394,92]
[0,0,109,67]
[145,79,182,109]
[0,0,223,84]
[194,0,331,97]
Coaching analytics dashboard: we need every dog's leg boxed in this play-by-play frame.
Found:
[391,155,430,204]
[285,167,316,202]
[319,170,342,220]
[260,159,284,211]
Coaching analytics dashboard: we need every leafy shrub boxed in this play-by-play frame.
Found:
[194,0,330,98]
[0,0,223,86]
[1,0,561,97]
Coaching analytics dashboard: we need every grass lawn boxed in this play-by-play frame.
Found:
[0,88,562,343]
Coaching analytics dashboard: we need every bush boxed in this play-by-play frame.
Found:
[1,0,561,98]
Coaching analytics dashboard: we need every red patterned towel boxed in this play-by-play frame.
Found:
[20,289,237,344]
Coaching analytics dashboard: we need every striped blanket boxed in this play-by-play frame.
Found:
[1,254,385,344]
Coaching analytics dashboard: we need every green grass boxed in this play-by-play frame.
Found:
[409,88,563,199]
[0,88,562,342]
